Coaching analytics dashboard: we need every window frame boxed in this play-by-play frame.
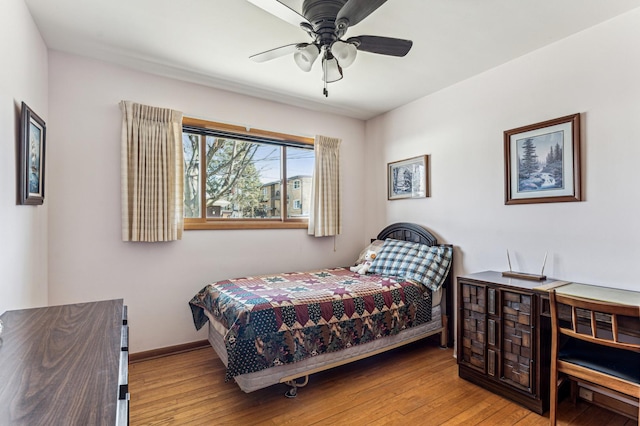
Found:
[182,117,314,230]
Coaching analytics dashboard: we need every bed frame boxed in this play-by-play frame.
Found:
[376,222,454,347]
[206,222,453,397]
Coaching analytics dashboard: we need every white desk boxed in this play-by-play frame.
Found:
[555,282,640,307]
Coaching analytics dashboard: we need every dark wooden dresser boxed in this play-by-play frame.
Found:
[457,271,554,414]
[0,299,129,425]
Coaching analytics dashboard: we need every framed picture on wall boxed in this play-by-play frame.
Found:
[504,113,581,205]
[387,155,429,200]
[19,102,46,205]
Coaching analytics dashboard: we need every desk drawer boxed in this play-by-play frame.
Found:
[116,307,129,426]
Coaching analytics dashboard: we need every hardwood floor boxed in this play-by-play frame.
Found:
[129,338,635,425]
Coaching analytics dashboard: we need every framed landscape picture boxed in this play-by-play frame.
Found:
[504,113,581,205]
[19,102,46,205]
[387,155,429,200]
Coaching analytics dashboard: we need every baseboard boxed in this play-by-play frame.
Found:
[129,340,210,363]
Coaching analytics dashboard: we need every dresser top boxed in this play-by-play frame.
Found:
[458,270,559,292]
[0,299,124,425]
[460,271,640,304]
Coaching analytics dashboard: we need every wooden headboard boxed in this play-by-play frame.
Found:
[377,222,438,246]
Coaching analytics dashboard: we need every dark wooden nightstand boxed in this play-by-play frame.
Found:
[457,271,555,414]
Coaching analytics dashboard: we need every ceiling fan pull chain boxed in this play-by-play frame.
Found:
[323,47,329,97]
[323,68,329,97]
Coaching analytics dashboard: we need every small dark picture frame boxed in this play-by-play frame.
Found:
[504,113,581,205]
[19,102,46,205]
[387,155,429,200]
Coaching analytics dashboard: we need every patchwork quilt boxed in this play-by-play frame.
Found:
[189,267,439,380]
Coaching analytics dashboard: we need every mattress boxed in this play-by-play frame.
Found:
[206,288,444,393]
[190,267,443,381]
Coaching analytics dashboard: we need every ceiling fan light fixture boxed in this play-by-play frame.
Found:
[249,0,413,96]
[331,40,357,68]
[294,43,319,72]
[322,54,343,83]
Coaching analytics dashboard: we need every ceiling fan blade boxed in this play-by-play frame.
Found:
[347,35,413,57]
[336,0,387,28]
[247,0,310,28]
[250,43,299,63]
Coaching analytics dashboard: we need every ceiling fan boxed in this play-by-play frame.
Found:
[248,0,413,97]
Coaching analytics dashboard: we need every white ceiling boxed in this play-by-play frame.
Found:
[24,0,640,120]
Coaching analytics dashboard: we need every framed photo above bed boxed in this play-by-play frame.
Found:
[387,155,429,200]
[504,113,581,205]
[19,102,46,205]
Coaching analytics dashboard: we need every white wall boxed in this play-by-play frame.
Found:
[20,3,640,354]
[0,0,49,314]
[366,9,640,292]
[47,52,366,352]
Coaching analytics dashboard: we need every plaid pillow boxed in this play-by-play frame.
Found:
[368,239,453,291]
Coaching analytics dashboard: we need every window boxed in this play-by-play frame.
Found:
[182,117,314,230]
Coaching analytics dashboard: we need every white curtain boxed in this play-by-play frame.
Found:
[120,101,184,242]
[308,135,342,237]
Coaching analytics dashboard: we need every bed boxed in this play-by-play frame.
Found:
[189,222,453,397]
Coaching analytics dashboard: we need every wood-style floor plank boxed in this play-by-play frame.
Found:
[129,338,635,425]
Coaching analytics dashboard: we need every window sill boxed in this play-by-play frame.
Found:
[184,220,309,230]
